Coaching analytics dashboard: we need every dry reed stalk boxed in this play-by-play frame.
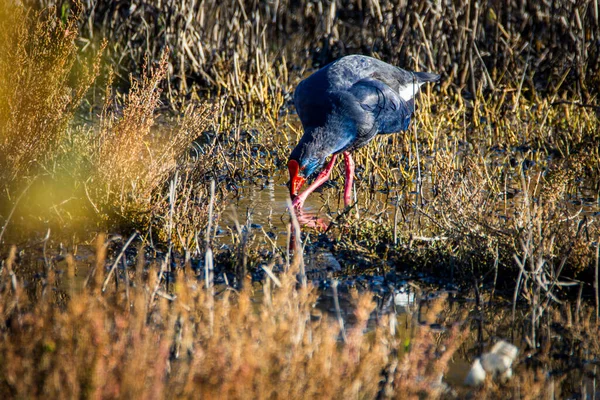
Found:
[594,239,600,325]
[28,0,600,112]
[102,232,137,292]
[4,238,597,398]
[287,198,306,287]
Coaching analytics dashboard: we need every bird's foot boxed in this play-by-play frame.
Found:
[291,192,309,209]
[291,196,304,209]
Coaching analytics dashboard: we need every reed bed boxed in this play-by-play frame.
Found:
[32,0,600,107]
[2,230,599,398]
[1,0,597,297]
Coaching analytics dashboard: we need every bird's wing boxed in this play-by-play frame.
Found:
[369,65,439,105]
[347,77,413,134]
[293,71,332,129]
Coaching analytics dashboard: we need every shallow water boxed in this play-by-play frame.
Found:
[226,163,600,241]
[226,175,328,234]
[225,172,403,245]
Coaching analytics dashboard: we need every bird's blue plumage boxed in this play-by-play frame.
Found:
[290,55,439,179]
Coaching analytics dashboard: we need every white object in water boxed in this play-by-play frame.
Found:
[394,290,415,307]
[464,340,519,387]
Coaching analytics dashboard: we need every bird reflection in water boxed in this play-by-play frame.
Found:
[293,207,328,231]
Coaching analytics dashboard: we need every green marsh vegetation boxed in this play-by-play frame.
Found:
[0,0,599,398]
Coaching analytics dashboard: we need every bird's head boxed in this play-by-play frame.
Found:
[287,125,335,200]
[287,156,321,199]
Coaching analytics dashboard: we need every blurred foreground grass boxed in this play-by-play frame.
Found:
[0,1,599,398]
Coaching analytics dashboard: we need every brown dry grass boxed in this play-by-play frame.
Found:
[0,1,221,242]
[86,53,218,232]
[3,236,596,399]
[31,0,600,106]
[330,91,599,279]
[0,236,470,399]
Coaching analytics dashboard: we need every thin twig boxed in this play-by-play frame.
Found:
[473,42,495,91]
[286,199,306,287]
[595,238,599,325]
[206,180,216,334]
[0,178,36,244]
[262,264,282,288]
[149,256,169,309]
[410,72,424,207]
[205,180,216,290]
[332,280,347,342]
[512,253,526,326]
[513,56,529,111]
[102,232,137,292]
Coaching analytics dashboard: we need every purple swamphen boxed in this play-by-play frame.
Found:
[288,55,439,209]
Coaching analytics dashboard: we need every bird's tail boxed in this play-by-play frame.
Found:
[413,72,441,83]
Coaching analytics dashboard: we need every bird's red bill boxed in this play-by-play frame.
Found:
[287,159,306,198]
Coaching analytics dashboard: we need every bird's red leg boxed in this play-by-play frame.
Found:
[343,151,355,207]
[292,154,338,208]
